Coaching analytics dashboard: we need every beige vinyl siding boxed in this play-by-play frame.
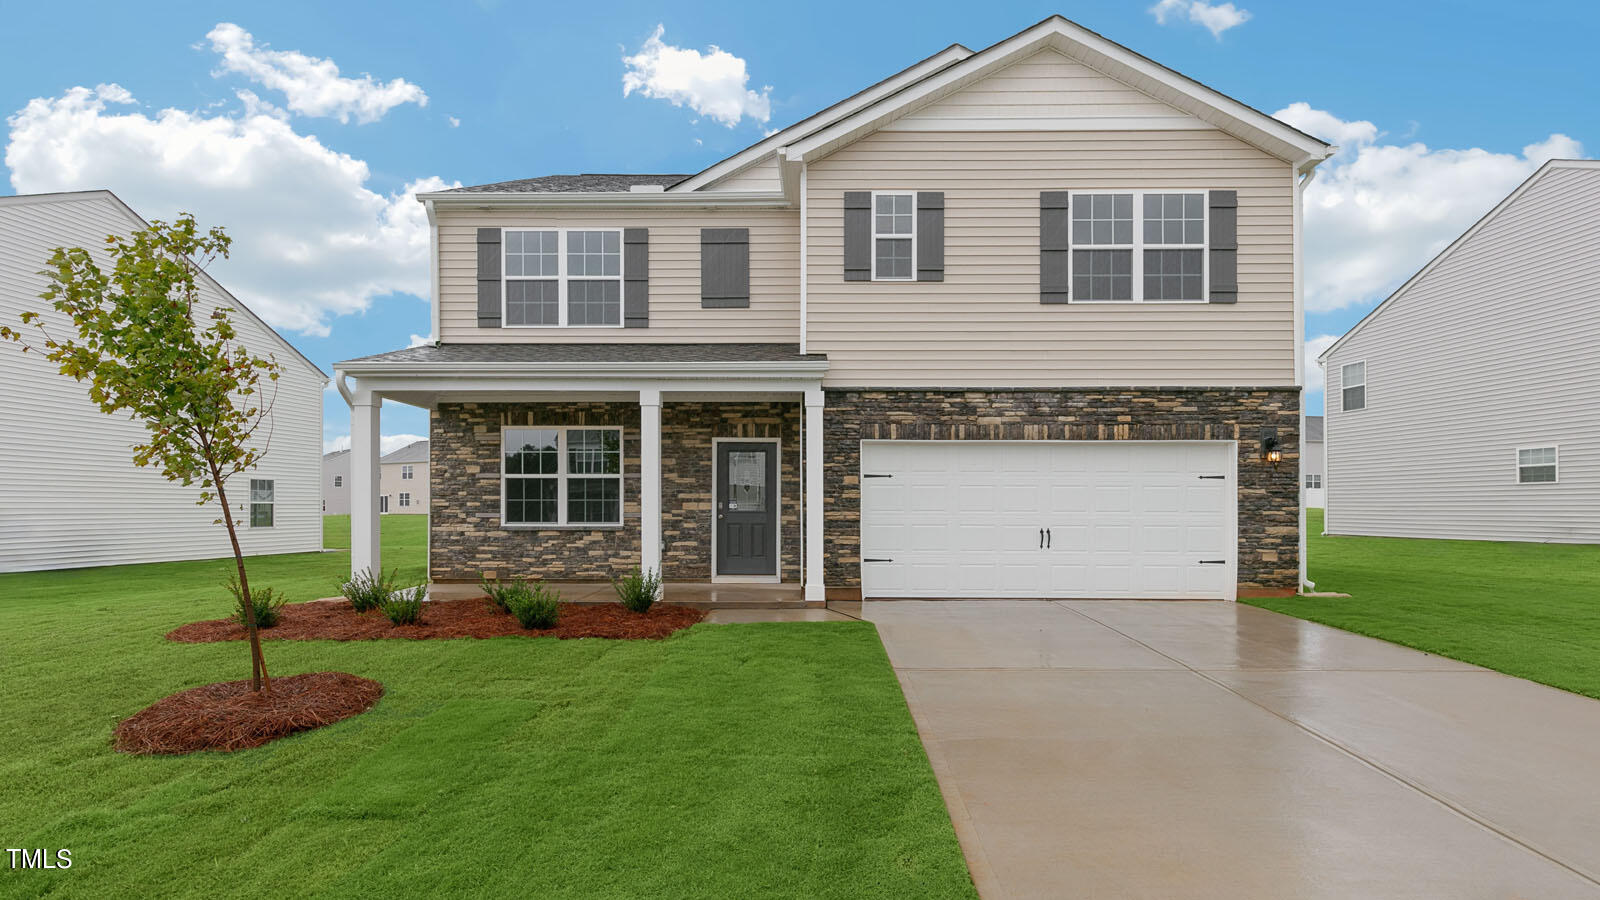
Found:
[805,129,1295,386]
[706,155,780,191]
[0,192,324,572]
[890,49,1200,126]
[380,462,430,515]
[436,207,799,343]
[1323,163,1600,543]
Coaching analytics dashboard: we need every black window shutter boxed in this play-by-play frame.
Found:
[1209,190,1238,304]
[916,191,944,282]
[624,227,649,327]
[1040,192,1070,304]
[701,228,750,308]
[476,227,502,327]
[843,191,871,281]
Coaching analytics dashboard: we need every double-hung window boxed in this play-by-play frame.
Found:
[249,479,274,528]
[503,427,623,526]
[503,229,623,327]
[399,492,412,508]
[1341,362,1366,411]
[872,192,915,280]
[333,475,342,488]
[401,464,414,480]
[1517,447,1558,484]
[1070,191,1206,302]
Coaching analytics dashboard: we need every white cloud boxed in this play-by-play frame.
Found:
[206,23,427,124]
[6,82,458,336]
[322,433,427,455]
[1276,102,1583,314]
[622,25,771,127]
[1304,334,1339,391]
[1150,0,1252,38]
[447,115,460,128]
[407,332,434,348]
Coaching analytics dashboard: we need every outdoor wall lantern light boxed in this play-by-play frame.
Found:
[1260,426,1281,466]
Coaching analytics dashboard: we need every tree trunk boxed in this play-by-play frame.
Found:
[214,475,271,693]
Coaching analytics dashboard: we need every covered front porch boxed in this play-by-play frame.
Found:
[333,344,829,606]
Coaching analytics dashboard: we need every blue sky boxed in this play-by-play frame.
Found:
[2,0,1594,447]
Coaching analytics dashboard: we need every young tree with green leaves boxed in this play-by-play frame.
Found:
[2,215,282,692]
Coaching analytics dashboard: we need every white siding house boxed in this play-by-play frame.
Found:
[323,450,351,515]
[379,440,429,515]
[1320,160,1600,543]
[1303,415,1324,507]
[0,191,326,572]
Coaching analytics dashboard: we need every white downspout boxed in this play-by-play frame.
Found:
[798,161,808,356]
[1294,160,1320,593]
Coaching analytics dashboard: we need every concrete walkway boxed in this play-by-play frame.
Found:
[862,600,1600,900]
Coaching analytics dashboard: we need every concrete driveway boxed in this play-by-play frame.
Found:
[863,600,1600,900]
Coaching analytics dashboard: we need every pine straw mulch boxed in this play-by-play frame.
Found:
[166,598,706,644]
[113,672,384,755]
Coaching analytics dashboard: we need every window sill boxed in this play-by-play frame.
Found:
[501,523,624,531]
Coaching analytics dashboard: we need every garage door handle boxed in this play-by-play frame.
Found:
[863,557,893,563]
[1198,559,1227,565]
[1198,475,1226,480]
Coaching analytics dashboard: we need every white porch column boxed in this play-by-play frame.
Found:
[350,393,382,578]
[804,387,826,603]
[639,388,662,578]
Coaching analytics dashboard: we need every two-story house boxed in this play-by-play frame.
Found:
[334,15,1331,602]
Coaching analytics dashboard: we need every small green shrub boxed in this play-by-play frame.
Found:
[225,576,287,629]
[342,567,401,613]
[480,574,533,614]
[613,567,662,613]
[379,585,426,626]
[506,583,562,630]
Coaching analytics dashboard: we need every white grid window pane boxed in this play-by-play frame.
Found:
[507,280,559,326]
[504,429,559,475]
[875,238,912,279]
[568,429,621,475]
[1072,249,1133,300]
[568,280,621,325]
[1073,193,1133,245]
[506,477,557,523]
[875,194,913,235]
[1143,193,1204,245]
[567,230,621,277]
[506,230,558,277]
[567,478,621,524]
[1143,249,1204,300]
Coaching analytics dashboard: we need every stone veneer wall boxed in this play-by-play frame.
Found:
[430,401,799,582]
[822,388,1301,592]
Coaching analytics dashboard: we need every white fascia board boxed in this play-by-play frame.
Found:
[417,190,790,210]
[784,16,1332,167]
[671,44,973,193]
[335,360,830,380]
[1315,159,1590,363]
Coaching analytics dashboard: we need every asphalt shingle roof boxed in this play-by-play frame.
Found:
[380,440,430,465]
[341,343,824,365]
[445,174,690,194]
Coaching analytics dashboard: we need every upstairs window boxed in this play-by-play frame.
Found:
[1069,191,1207,302]
[504,229,622,327]
[249,479,274,528]
[1341,362,1366,411]
[1517,447,1558,484]
[873,192,915,280]
[401,464,414,480]
[503,427,623,527]
[333,475,342,488]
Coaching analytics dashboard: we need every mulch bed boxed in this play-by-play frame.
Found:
[113,672,384,755]
[167,598,706,643]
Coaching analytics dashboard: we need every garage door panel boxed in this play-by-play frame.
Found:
[861,441,1235,600]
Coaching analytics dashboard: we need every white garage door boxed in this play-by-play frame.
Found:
[860,441,1236,600]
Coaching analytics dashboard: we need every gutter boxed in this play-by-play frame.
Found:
[416,190,791,210]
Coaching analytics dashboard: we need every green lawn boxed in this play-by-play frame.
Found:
[1248,509,1600,700]
[0,518,973,899]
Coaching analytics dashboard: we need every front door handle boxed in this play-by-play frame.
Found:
[1046,528,1051,549]
[1039,528,1044,549]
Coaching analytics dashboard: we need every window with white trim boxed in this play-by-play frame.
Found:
[380,495,389,513]
[872,192,915,280]
[1517,447,1557,484]
[249,479,274,528]
[503,229,622,327]
[503,427,623,526]
[1070,191,1206,302]
[1305,474,1322,490]
[1341,362,1366,411]
[399,492,411,507]
[333,475,342,487]
[401,464,414,480]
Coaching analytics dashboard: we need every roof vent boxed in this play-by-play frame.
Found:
[629,184,666,192]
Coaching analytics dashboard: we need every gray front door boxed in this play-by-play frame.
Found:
[715,442,778,576]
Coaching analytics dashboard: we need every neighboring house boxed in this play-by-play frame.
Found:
[1320,159,1600,544]
[379,440,430,515]
[0,190,325,572]
[334,16,1331,601]
[1304,415,1325,507]
[323,449,350,515]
